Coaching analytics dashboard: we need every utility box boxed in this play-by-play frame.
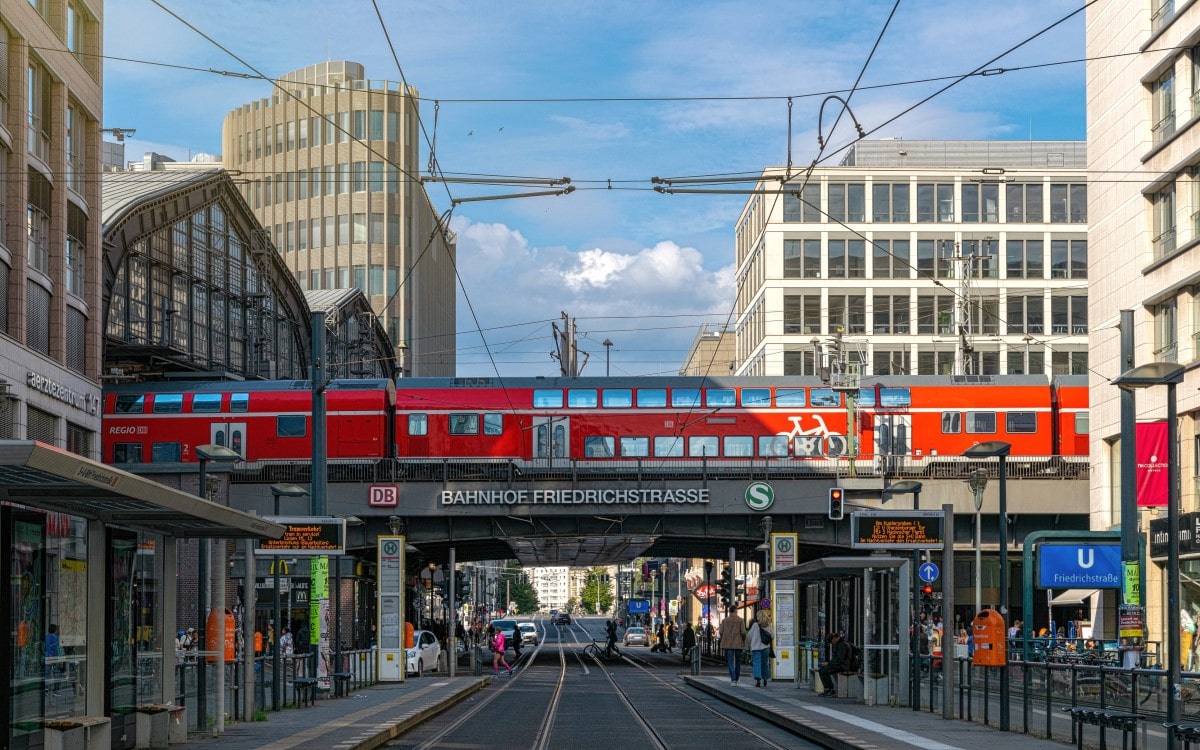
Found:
[972,609,1007,667]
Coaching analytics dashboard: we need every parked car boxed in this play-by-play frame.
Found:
[518,622,538,645]
[490,619,518,651]
[623,626,648,647]
[406,630,441,676]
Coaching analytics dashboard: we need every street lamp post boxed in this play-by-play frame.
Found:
[1114,361,1185,750]
[194,444,242,733]
[428,562,437,630]
[968,469,988,616]
[963,440,1011,731]
[269,484,308,712]
[603,338,613,376]
[884,480,922,711]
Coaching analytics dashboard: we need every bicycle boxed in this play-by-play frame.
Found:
[583,641,620,660]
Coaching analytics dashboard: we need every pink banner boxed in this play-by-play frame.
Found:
[1136,420,1168,507]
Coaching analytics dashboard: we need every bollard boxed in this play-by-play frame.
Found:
[691,644,701,675]
[472,646,483,676]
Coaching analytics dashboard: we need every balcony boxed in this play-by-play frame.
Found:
[1154,341,1178,363]
[1153,227,1177,260]
[1152,0,1175,34]
[1152,111,1177,145]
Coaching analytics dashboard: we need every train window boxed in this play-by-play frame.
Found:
[230,393,249,412]
[689,436,718,456]
[277,415,307,438]
[567,389,598,408]
[1075,413,1089,434]
[483,413,503,435]
[113,443,142,463]
[192,394,222,413]
[449,414,480,435]
[1006,411,1037,433]
[724,436,754,456]
[114,394,144,414]
[620,436,649,457]
[584,436,615,457]
[880,388,911,407]
[601,389,633,408]
[759,435,790,456]
[858,389,876,407]
[408,413,428,436]
[533,389,563,408]
[742,388,772,407]
[654,436,684,457]
[941,412,961,433]
[151,443,181,462]
[705,389,735,407]
[966,412,997,434]
[152,394,184,414]
[811,388,840,407]
[637,389,667,408]
[671,389,701,408]
[776,389,806,407]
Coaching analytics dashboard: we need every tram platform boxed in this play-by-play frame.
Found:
[170,676,487,750]
[684,673,1156,750]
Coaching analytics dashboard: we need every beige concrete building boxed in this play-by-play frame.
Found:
[679,325,736,376]
[734,140,1089,378]
[222,61,455,376]
[1086,2,1200,642]
[1,0,105,454]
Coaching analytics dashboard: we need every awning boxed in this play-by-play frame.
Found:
[0,441,285,539]
[761,555,908,582]
[1050,588,1100,606]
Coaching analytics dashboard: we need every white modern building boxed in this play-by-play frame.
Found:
[734,140,1089,378]
[527,566,571,613]
[1086,2,1200,643]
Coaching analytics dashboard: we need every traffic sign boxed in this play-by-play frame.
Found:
[918,562,940,583]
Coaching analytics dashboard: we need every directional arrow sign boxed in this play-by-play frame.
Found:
[918,562,940,584]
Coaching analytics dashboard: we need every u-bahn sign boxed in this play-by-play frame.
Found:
[850,510,944,549]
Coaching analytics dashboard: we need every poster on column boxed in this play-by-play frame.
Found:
[1135,420,1168,507]
[309,556,330,689]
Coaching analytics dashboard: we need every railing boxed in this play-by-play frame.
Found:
[1152,0,1175,35]
[230,454,1090,485]
[1153,226,1177,259]
[1152,111,1177,145]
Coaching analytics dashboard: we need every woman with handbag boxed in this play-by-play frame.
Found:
[489,625,513,677]
[747,611,773,687]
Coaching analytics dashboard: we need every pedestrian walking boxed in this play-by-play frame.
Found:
[747,611,773,687]
[681,623,696,662]
[718,611,747,685]
[490,626,513,676]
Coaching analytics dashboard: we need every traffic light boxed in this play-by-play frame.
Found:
[716,566,733,610]
[921,584,934,612]
[455,570,469,603]
[828,487,845,520]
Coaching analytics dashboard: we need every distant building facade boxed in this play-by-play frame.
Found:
[528,566,570,612]
[222,61,456,375]
[679,325,735,376]
[734,140,1089,378]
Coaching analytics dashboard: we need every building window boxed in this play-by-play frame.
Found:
[66,204,87,298]
[783,294,821,335]
[829,294,866,334]
[917,295,954,335]
[782,349,817,376]
[66,422,91,458]
[872,183,909,222]
[1050,239,1088,278]
[827,183,865,222]
[1152,68,1176,144]
[1050,295,1089,336]
[1005,183,1043,223]
[1154,298,1178,362]
[872,239,909,278]
[1008,345,1044,375]
[783,239,820,278]
[1049,183,1087,223]
[783,184,821,222]
[961,183,999,222]
[1152,0,1176,36]
[27,63,48,161]
[1152,185,1177,259]
[917,183,954,222]
[1052,350,1089,375]
[1006,239,1044,279]
[872,349,910,375]
[917,349,955,375]
[828,239,865,278]
[1007,295,1044,334]
[66,104,85,193]
[27,406,57,445]
[872,294,910,334]
[963,239,999,278]
[916,239,954,279]
[27,169,51,274]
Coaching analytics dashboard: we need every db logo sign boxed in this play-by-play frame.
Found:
[368,484,399,507]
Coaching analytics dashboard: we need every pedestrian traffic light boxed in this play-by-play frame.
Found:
[828,487,845,520]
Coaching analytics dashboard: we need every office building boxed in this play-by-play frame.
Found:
[734,140,1089,378]
[223,61,456,375]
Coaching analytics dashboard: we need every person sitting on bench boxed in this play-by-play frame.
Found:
[818,632,852,697]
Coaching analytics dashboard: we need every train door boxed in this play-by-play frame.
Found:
[212,423,247,459]
[874,415,910,473]
[532,417,569,461]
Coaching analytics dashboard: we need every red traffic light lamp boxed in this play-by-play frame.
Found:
[828,488,845,520]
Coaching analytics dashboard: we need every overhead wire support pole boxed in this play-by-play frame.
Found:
[450,185,575,206]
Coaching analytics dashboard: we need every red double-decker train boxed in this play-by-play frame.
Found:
[102,375,1088,471]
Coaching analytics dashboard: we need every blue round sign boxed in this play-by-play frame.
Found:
[918,562,940,583]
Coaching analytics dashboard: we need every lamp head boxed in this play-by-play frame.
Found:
[962,440,1011,458]
[1112,361,1186,390]
[195,444,242,462]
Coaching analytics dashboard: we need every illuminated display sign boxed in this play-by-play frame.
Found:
[850,511,944,549]
[254,517,345,556]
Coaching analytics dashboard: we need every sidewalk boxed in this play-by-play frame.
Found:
[172,676,487,750]
[684,675,1086,750]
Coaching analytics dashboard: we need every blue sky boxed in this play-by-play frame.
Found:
[104,1,1087,377]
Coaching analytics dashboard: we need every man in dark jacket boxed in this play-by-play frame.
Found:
[681,623,696,662]
[817,631,852,696]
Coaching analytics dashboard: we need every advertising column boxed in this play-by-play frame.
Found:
[770,533,798,680]
[377,537,406,681]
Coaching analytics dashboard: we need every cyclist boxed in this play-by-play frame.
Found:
[604,620,620,658]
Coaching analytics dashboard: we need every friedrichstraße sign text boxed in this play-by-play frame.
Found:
[440,488,709,505]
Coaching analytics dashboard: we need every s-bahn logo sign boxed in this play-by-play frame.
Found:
[745,482,774,511]
[440,488,710,505]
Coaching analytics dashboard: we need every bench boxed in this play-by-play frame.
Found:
[1164,722,1200,750]
[44,716,111,750]
[1062,707,1143,750]
[330,671,353,697]
[292,677,319,707]
[836,671,863,699]
[135,704,181,749]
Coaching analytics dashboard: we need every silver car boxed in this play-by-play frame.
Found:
[623,626,648,647]
[518,622,538,645]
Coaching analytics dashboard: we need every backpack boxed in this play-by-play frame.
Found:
[845,642,863,672]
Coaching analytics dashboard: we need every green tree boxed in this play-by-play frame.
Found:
[580,566,614,614]
[502,561,539,615]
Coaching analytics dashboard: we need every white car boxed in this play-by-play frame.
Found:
[518,622,538,645]
[406,630,441,676]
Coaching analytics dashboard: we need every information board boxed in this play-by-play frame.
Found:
[851,511,944,549]
[255,517,345,556]
[377,536,405,681]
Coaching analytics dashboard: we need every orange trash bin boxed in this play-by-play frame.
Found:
[972,609,1007,667]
